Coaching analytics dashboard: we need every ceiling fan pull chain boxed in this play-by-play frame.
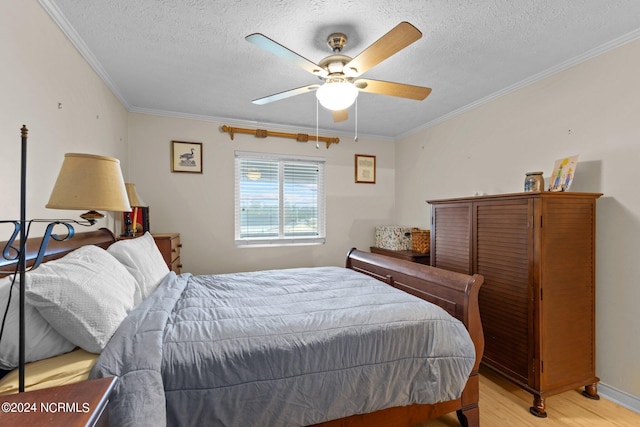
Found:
[316,98,320,149]
[354,98,358,142]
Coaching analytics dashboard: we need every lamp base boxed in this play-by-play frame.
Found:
[80,210,104,225]
[120,212,133,237]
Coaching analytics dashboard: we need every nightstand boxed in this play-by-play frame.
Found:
[153,233,182,273]
[0,376,117,427]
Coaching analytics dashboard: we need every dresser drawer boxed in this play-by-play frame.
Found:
[153,233,181,272]
[171,257,182,274]
[170,236,181,261]
[370,246,430,265]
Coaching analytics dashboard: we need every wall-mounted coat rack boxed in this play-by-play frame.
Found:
[220,125,340,149]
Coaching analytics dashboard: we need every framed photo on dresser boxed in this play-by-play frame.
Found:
[549,155,578,192]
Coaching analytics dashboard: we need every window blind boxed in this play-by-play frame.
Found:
[235,152,325,246]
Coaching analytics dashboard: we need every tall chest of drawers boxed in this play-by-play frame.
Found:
[427,192,601,417]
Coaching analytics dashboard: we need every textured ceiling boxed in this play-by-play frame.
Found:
[41,0,640,139]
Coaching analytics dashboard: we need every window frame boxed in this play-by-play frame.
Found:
[234,151,326,247]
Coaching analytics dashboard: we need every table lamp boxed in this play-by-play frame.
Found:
[1,126,131,392]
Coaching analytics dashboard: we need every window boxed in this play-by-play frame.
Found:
[235,151,326,246]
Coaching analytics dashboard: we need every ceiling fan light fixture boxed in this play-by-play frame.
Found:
[316,81,359,111]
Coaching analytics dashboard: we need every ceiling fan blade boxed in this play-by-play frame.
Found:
[332,109,348,122]
[252,84,320,105]
[246,33,328,78]
[355,78,431,100]
[344,22,422,77]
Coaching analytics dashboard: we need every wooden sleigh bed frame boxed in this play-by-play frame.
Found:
[1,229,484,427]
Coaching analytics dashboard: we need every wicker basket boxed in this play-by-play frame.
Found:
[411,228,431,253]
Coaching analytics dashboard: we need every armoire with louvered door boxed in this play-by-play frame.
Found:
[427,192,602,417]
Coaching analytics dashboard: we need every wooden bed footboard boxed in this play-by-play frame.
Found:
[317,248,485,427]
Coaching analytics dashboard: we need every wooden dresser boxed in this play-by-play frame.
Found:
[153,233,182,273]
[0,377,117,426]
[427,192,602,417]
[369,246,430,265]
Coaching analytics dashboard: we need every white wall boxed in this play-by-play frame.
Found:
[128,113,396,274]
[0,0,129,237]
[396,38,640,402]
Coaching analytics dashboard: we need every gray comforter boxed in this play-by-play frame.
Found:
[90,267,475,427]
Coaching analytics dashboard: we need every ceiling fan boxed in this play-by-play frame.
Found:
[246,22,432,122]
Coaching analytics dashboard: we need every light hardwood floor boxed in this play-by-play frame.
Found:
[420,367,640,427]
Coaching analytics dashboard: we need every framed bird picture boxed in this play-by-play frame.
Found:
[171,141,203,173]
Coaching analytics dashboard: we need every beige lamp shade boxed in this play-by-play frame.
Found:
[125,183,147,207]
[46,153,131,215]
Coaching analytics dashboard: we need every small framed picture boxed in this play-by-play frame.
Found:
[355,154,376,184]
[549,155,579,192]
[171,141,203,173]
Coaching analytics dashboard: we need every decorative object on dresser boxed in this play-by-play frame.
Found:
[374,225,412,251]
[1,125,130,393]
[427,191,602,417]
[152,233,182,273]
[549,155,579,192]
[132,207,149,235]
[0,376,117,426]
[121,183,148,237]
[524,171,544,192]
[369,246,430,265]
[410,227,430,253]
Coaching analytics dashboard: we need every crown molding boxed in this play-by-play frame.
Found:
[398,28,640,141]
[38,0,130,110]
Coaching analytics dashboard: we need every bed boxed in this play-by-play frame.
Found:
[0,228,484,427]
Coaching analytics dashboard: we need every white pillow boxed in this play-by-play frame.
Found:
[107,232,169,303]
[25,245,137,354]
[0,276,76,370]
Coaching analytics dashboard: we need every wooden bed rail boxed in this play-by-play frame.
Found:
[339,248,485,427]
